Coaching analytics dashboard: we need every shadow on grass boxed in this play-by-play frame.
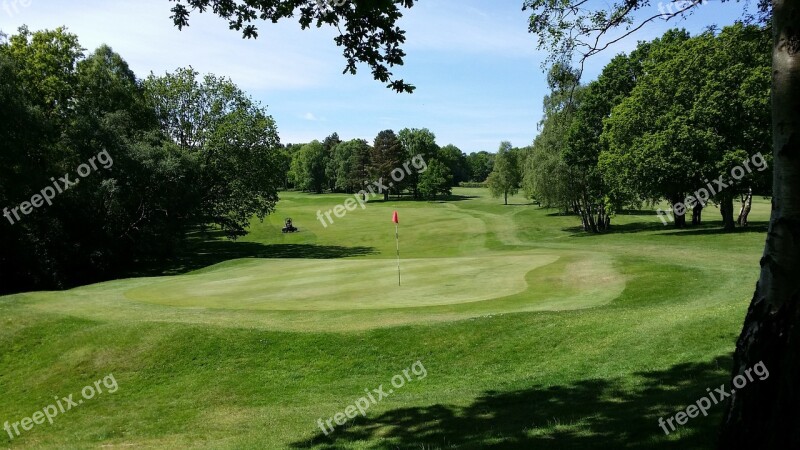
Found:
[564,221,669,236]
[659,223,769,236]
[547,209,657,217]
[292,356,731,450]
[564,220,769,237]
[369,194,479,203]
[129,231,376,277]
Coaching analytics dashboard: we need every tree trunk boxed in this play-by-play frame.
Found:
[720,192,736,231]
[670,195,687,228]
[586,209,597,233]
[575,201,590,231]
[692,202,703,226]
[504,191,508,205]
[737,189,753,227]
[719,2,800,447]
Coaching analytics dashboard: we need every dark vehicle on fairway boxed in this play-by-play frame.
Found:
[282,218,298,233]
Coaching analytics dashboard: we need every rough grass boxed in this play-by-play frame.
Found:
[0,188,769,449]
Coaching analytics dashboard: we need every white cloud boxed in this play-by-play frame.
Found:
[0,0,342,91]
[303,112,322,121]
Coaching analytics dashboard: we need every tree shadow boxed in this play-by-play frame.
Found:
[617,209,663,215]
[658,223,769,237]
[563,220,769,237]
[376,194,478,203]
[564,221,668,236]
[292,356,732,449]
[128,231,376,277]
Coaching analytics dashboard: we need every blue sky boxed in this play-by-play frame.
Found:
[1,0,748,152]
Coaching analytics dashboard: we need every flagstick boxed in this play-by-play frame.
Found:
[395,223,401,286]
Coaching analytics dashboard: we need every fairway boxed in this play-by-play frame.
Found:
[0,188,770,448]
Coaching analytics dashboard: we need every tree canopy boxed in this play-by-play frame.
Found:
[167,0,417,93]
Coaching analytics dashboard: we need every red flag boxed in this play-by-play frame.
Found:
[392,211,399,224]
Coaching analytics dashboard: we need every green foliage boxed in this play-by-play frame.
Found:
[418,160,452,200]
[600,25,771,228]
[331,139,372,193]
[169,0,417,93]
[4,26,84,116]
[322,132,342,191]
[144,67,282,236]
[487,142,521,205]
[438,144,470,185]
[0,27,284,293]
[290,141,328,194]
[370,130,404,198]
[398,128,439,198]
[523,24,770,232]
[522,143,571,209]
[466,151,495,182]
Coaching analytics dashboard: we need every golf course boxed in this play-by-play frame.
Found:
[0,188,769,448]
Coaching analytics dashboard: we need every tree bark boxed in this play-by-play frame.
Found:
[719,2,800,447]
[720,192,736,231]
[692,202,703,226]
[670,195,687,228]
[737,189,753,227]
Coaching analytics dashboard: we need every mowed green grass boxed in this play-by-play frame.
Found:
[0,188,769,448]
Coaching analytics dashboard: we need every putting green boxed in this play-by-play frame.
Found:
[15,249,624,331]
[124,255,560,310]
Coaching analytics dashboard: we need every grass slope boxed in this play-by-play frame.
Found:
[0,188,769,449]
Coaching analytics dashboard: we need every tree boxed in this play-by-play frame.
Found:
[487,142,521,205]
[525,0,800,446]
[418,159,452,200]
[466,151,495,182]
[0,28,211,292]
[331,139,372,193]
[290,140,328,193]
[322,132,341,191]
[144,68,282,236]
[370,130,404,200]
[600,27,771,230]
[522,141,572,209]
[438,144,470,185]
[168,0,417,93]
[694,24,772,229]
[525,62,615,231]
[600,30,704,229]
[398,128,439,198]
[4,26,83,118]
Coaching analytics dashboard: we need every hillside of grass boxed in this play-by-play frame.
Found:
[0,188,769,449]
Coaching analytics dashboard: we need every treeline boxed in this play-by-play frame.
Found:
[487,24,772,232]
[0,27,284,293]
[281,131,499,198]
